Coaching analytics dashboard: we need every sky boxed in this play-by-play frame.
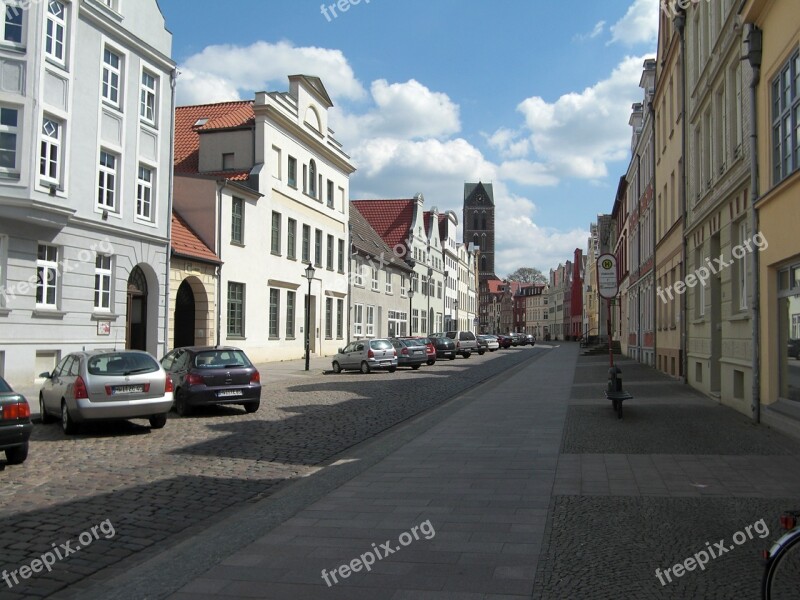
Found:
[158,0,658,278]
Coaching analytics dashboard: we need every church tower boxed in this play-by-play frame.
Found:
[462,182,495,277]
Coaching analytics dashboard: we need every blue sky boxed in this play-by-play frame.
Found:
[158,0,658,276]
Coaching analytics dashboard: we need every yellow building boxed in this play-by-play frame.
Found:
[742,0,800,431]
[654,5,685,379]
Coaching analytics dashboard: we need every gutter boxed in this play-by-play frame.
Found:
[164,68,177,357]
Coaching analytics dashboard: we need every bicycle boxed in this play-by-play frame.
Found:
[761,510,800,599]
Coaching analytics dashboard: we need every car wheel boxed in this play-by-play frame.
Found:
[148,414,167,429]
[463,352,471,358]
[449,355,456,360]
[427,360,435,366]
[244,400,260,413]
[388,367,397,373]
[332,361,342,373]
[174,389,192,417]
[478,349,485,355]
[61,401,77,435]
[412,364,421,370]
[39,394,53,424]
[360,361,371,374]
[5,443,28,465]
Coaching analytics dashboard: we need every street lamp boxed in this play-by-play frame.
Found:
[407,289,415,335]
[304,264,315,371]
[454,299,459,331]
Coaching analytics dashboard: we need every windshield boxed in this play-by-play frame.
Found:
[194,349,253,368]
[88,352,159,376]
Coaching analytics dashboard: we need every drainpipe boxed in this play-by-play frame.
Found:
[164,68,178,357]
[216,181,227,347]
[747,24,762,423]
[650,95,657,369]
[675,8,689,383]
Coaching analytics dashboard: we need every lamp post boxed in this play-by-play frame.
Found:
[407,289,415,335]
[454,299,459,331]
[304,264,315,371]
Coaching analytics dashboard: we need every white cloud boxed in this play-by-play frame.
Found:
[497,160,558,187]
[486,128,531,159]
[333,79,460,142]
[513,54,652,180]
[574,20,606,42]
[608,0,658,46]
[175,40,365,106]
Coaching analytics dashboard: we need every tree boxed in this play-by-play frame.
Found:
[506,267,547,285]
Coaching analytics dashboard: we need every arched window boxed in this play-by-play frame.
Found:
[472,212,479,230]
[480,256,487,271]
[309,160,317,197]
[481,212,487,230]
[473,234,479,247]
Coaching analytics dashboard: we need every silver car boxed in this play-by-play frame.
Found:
[39,350,174,434]
[332,339,397,374]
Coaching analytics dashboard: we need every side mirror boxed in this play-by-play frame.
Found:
[39,371,51,379]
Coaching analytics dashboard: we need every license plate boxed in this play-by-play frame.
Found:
[113,385,144,394]
[217,389,243,398]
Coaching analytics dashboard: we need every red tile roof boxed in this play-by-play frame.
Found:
[171,211,220,264]
[351,199,415,252]
[174,101,255,175]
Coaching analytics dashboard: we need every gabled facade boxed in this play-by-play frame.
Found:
[173,75,355,363]
[522,283,548,338]
[438,211,460,331]
[611,177,630,353]
[0,0,175,386]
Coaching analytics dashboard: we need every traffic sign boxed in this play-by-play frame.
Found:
[597,253,618,299]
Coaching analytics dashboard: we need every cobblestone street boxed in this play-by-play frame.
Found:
[0,348,540,599]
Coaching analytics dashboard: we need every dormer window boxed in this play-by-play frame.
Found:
[309,160,317,197]
[193,118,209,128]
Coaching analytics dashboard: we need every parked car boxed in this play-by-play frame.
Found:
[0,377,32,465]
[429,336,457,360]
[418,338,437,365]
[332,339,397,374]
[391,338,428,369]
[509,333,522,347]
[445,331,478,358]
[789,339,800,359]
[477,334,500,352]
[39,350,173,434]
[523,334,536,346]
[161,346,261,416]
[495,334,512,349]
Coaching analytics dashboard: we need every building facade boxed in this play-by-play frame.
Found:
[0,0,175,386]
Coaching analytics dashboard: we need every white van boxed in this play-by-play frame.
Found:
[444,331,479,358]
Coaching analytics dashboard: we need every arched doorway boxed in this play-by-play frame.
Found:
[126,266,148,350]
[174,280,196,348]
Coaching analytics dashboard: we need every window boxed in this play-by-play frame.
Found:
[421,309,427,334]
[3,4,23,45]
[401,275,406,297]
[386,272,393,294]
[314,229,322,267]
[371,267,379,291]
[695,248,705,318]
[353,303,363,336]
[738,220,749,311]
[287,218,296,259]
[772,50,800,184]
[309,160,317,198]
[0,106,19,173]
[336,298,343,339]
[302,224,310,262]
[45,0,66,65]
[136,165,153,220]
[39,117,61,183]
[94,254,112,311]
[140,70,157,125]
[326,234,334,270]
[231,197,243,244]
[327,179,334,208]
[36,244,58,308]
[288,156,297,187]
[271,211,281,254]
[337,239,344,272]
[97,150,118,210]
[227,282,244,337]
[269,289,279,338]
[412,309,418,334]
[286,291,295,338]
[366,305,375,337]
[421,275,428,296]
[437,280,442,299]
[354,263,364,287]
[102,47,122,108]
[325,297,333,339]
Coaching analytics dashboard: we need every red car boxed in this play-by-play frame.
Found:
[495,335,513,349]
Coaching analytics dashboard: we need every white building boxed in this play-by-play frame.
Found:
[173,76,355,363]
[0,0,175,387]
